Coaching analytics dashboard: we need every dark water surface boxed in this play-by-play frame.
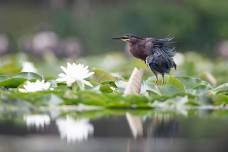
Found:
[0,109,227,152]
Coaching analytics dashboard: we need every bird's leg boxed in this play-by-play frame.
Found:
[162,73,165,85]
[151,70,159,84]
[155,75,159,85]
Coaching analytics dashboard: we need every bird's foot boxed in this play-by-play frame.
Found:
[162,80,166,85]
[155,79,162,86]
[154,79,167,85]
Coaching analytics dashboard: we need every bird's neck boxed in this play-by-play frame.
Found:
[128,42,148,60]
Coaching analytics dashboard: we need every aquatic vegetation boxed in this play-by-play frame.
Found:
[0,53,227,110]
[19,80,51,93]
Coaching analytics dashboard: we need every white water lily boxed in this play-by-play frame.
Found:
[24,114,51,130]
[19,80,51,92]
[56,116,94,143]
[56,63,94,88]
[21,61,38,73]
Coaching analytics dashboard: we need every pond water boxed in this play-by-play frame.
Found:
[0,109,227,152]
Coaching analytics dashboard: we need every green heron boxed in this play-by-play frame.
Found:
[113,34,176,83]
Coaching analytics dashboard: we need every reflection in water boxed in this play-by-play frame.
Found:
[153,111,174,123]
[126,113,143,138]
[23,114,51,130]
[56,116,94,143]
[143,111,178,138]
[0,109,227,151]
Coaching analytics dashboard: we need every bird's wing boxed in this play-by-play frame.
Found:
[153,37,175,47]
[146,47,176,74]
[152,37,176,57]
[161,47,176,57]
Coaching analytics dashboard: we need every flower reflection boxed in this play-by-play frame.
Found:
[56,116,94,143]
[24,114,51,130]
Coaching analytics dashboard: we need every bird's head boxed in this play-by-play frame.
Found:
[112,34,144,44]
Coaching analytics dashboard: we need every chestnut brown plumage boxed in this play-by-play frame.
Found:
[113,34,176,83]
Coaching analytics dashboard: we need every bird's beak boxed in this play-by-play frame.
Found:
[112,37,123,40]
[112,37,130,42]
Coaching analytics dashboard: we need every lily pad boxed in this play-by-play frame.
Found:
[0,72,42,88]
[212,83,228,94]
[93,69,116,83]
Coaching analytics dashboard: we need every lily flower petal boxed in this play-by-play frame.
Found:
[56,62,94,88]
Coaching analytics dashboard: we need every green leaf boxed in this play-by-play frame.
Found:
[93,69,116,83]
[212,83,228,94]
[101,80,117,88]
[99,84,114,93]
[64,90,150,108]
[177,76,212,96]
[151,96,188,109]
[0,59,21,74]
[142,77,161,95]
[159,76,185,96]
[0,72,42,88]
[167,76,185,91]
[0,89,64,106]
[212,94,228,105]
[99,81,117,93]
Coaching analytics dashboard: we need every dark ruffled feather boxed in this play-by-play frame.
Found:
[146,49,175,74]
[146,38,176,75]
[153,37,175,47]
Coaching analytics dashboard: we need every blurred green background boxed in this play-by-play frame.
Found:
[0,0,227,85]
[0,0,228,56]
